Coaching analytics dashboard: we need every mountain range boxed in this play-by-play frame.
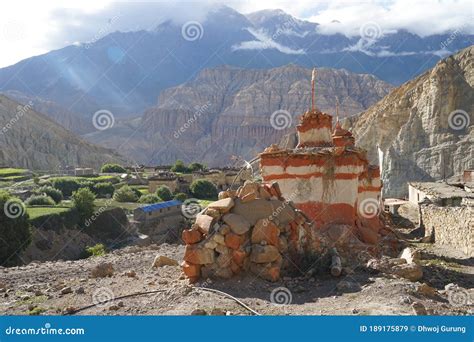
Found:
[83,64,392,166]
[0,6,472,119]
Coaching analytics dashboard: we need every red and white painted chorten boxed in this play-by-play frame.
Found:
[260,69,383,244]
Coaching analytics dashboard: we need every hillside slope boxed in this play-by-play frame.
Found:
[0,95,125,170]
[348,45,474,197]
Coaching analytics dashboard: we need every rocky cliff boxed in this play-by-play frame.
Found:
[348,46,474,198]
[0,95,125,170]
[86,64,391,166]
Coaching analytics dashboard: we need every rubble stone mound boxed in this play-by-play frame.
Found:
[181,181,399,282]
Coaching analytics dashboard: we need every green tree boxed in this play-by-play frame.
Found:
[93,182,115,198]
[173,192,187,202]
[25,195,56,206]
[72,188,96,221]
[188,162,206,172]
[0,190,31,265]
[170,160,190,173]
[155,185,173,201]
[138,194,162,204]
[101,163,127,173]
[35,186,63,204]
[52,177,81,197]
[190,179,218,199]
[113,185,139,203]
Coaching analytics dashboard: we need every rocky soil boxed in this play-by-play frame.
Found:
[1,237,472,316]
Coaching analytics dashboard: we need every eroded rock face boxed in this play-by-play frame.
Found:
[349,46,474,198]
[87,65,392,166]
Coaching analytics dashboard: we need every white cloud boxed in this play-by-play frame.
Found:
[0,0,472,67]
[308,0,474,37]
[232,28,305,54]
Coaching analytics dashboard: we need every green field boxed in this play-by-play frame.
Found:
[27,206,70,219]
[94,198,142,211]
[0,168,28,176]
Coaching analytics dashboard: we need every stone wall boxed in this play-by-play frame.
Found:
[421,204,473,256]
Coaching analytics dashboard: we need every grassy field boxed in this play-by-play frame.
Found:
[27,206,70,219]
[0,168,28,176]
[94,199,142,211]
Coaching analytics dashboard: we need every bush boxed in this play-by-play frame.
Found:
[188,162,206,172]
[72,188,96,220]
[170,160,190,173]
[78,180,95,191]
[155,185,173,201]
[85,243,106,257]
[52,177,82,197]
[35,186,63,204]
[190,179,218,199]
[101,163,126,173]
[0,190,31,265]
[173,192,187,202]
[138,194,162,204]
[25,195,56,206]
[93,182,115,198]
[113,185,139,203]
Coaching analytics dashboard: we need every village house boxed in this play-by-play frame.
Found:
[408,181,474,206]
[133,200,185,242]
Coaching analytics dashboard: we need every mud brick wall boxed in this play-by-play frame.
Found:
[421,204,473,256]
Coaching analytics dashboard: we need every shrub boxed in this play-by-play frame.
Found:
[25,195,56,206]
[113,185,139,203]
[138,194,162,204]
[173,192,187,202]
[188,162,206,172]
[101,163,126,173]
[52,178,81,197]
[170,160,190,173]
[0,190,31,265]
[190,179,218,199]
[72,188,96,220]
[93,182,115,198]
[155,185,173,201]
[85,243,106,257]
[35,186,63,204]
[78,180,95,191]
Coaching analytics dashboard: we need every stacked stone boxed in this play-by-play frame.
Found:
[181,181,319,282]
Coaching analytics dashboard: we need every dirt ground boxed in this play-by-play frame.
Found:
[0,204,472,316]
